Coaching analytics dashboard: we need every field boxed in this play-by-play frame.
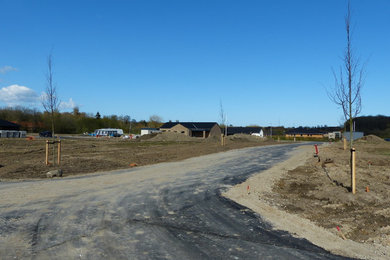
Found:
[0,133,275,179]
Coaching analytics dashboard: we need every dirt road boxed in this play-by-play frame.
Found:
[0,144,347,259]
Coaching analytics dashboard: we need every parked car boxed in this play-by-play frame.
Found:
[39,131,52,137]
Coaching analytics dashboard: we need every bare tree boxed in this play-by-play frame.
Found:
[219,100,227,136]
[148,115,163,128]
[42,53,60,138]
[328,0,364,149]
[219,100,226,126]
[329,0,366,193]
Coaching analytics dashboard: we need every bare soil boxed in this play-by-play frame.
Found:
[0,132,275,180]
[225,136,390,259]
[271,136,390,247]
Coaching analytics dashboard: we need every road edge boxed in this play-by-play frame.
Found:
[223,145,388,260]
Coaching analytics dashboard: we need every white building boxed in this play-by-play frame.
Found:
[328,131,342,140]
[140,128,161,136]
[251,129,264,137]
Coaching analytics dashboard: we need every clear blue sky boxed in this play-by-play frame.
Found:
[0,0,389,127]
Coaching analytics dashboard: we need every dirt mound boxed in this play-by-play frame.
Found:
[356,134,385,144]
[203,135,220,143]
[268,142,390,253]
[137,133,158,141]
[146,132,199,142]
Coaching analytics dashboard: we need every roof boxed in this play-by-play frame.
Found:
[0,119,20,130]
[285,127,327,135]
[160,122,219,131]
[141,128,159,130]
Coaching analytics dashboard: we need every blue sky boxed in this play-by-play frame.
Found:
[0,0,389,127]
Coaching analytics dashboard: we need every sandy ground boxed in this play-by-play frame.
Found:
[0,133,274,179]
[224,138,390,259]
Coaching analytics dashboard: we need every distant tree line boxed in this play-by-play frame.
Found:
[2,107,388,138]
[346,115,390,138]
[0,106,163,134]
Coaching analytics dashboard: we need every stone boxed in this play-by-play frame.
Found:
[46,169,63,178]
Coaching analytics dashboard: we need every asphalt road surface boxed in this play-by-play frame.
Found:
[0,143,349,259]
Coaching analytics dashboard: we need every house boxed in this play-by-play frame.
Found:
[252,129,264,137]
[0,119,20,130]
[226,127,263,136]
[140,128,161,136]
[285,128,327,139]
[159,122,221,138]
[0,120,25,138]
[328,131,342,140]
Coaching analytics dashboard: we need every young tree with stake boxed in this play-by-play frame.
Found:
[328,1,366,193]
[329,1,364,149]
[42,53,60,138]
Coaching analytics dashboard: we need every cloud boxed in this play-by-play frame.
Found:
[0,84,39,106]
[0,66,17,74]
[59,98,77,110]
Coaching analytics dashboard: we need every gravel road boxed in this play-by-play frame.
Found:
[0,143,348,259]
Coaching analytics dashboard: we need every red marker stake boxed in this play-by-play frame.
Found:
[247,185,250,194]
[336,226,347,240]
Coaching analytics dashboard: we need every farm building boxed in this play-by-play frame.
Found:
[159,122,221,138]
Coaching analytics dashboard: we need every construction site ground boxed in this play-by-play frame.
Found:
[225,135,390,259]
[3,132,390,258]
[0,132,275,180]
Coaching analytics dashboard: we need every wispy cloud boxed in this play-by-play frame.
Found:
[0,66,18,74]
[59,98,77,110]
[0,84,39,106]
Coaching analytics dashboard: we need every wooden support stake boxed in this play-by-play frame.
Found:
[221,134,224,146]
[351,148,356,194]
[45,140,49,165]
[57,140,61,165]
[343,138,347,150]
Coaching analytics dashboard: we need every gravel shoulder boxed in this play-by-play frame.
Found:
[224,142,390,260]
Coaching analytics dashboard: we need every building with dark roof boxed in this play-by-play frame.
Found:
[285,127,327,138]
[226,127,263,136]
[159,122,221,138]
[0,119,20,130]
